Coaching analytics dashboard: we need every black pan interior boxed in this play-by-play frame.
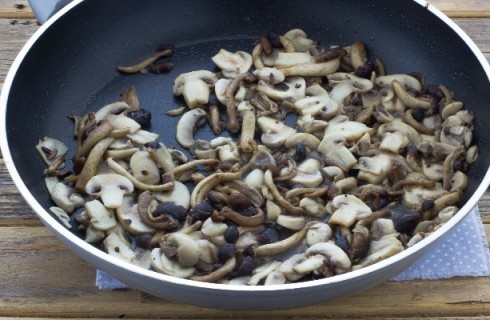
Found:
[6,0,490,215]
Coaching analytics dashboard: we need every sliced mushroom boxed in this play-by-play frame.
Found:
[153,181,191,211]
[85,173,134,209]
[75,137,114,192]
[129,150,160,185]
[36,137,69,168]
[173,70,218,109]
[212,49,253,78]
[303,241,351,274]
[294,84,339,117]
[329,194,372,228]
[257,116,297,148]
[392,80,431,109]
[50,206,72,228]
[256,76,306,102]
[150,248,195,278]
[160,233,200,267]
[290,158,323,187]
[46,178,84,213]
[354,234,403,269]
[116,196,156,234]
[253,67,285,84]
[255,225,309,256]
[190,171,241,208]
[85,199,117,230]
[279,59,340,77]
[176,108,208,149]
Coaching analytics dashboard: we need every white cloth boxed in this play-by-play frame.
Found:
[96,207,490,289]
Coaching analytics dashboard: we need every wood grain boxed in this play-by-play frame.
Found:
[1,0,490,319]
[1,227,490,319]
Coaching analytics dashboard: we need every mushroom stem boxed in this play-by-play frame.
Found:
[137,191,180,230]
[279,59,340,77]
[209,104,221,135]
[225,73,255,133]
[239,109,257,153]
[173,159,220,177]
[117,49,173,74]
[350,41,367,71]
[190,257,236,282]
[107,158,174,192]
[392,80,431,109]
[279,35,295,52]
[255,225,309,256]
[264,170,306,216]
[218,207,265,227]
[148,148,175,183]
[403,110,434,135]
[77,120,113,157]
[190,171,241,208]
[252,44,265,69]
[75,137,114,192]
[442,148,464,191]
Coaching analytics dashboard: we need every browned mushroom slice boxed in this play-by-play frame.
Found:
[255,225,309,256]
[391,80,431,109]
[190,257,236,282]
[329,194,372,228]
[190,171,241,208]
[264,170,305,216]
[75,137,114,192]
[137,191,180,230]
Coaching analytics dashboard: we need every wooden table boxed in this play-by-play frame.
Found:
[1,0,490,318]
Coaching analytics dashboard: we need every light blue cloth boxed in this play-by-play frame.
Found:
[96,207,490,289]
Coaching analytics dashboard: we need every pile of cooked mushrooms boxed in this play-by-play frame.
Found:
[37,28,478,285]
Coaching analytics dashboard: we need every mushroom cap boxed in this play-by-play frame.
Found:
[176,108,208,149]
[85,173,134,209]
[212,49,253,78]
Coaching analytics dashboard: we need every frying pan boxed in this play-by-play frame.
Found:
[1,0,490,311]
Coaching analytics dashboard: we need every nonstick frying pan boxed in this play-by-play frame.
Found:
[2,0,490,310]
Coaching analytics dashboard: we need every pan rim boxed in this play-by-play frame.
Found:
[1,0,490,295]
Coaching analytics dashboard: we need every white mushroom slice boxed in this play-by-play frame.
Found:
[290,158,323,187]
[105,147,139,159]
[379,131,409,154]
[50,206,72,228]
[306,222,332,246]
[127,130,159,145]
[355,153,395,184]
[318,139,357,172]
[201,217,227,238]
[296,114,329,134]
[248,260,282,286]
[324,115,371,142]
[106,113,141,134]
[161,233,200,267]
[129,150,160,185]
[256,76,306,102]
[328,73,374,92]
[116,196,155,234]
[176,108,207,149]
[274,52,313,68]
[422,159,444,181]
[329,194,372,228]
[173,70,218,109]
[375,74,422,92]
[306,241,352,274]
[46,179,84,213]
[264,271,287,285]
[215,78,232,105]
[370,218,396,240]
[285,133,321,151]
[438,206,458,223]
[153,181,191,210]
[84,225,105,244]
[244,169,265,189]
[212,49,252,78]
[284,29,314,52]
[378,120,422,147]
[276,215,306,230]
[235,232,258,250]
[94,101,129,122]
[355,234,404,269]
[196,239,218,265]
[85,173,134,209]
[300,198,327,218]
[440,112,473,148]
[293,254,326,275]
[150,248,195,278]
[85,200,117,231]
[294,84,338,116]
[253,67,285,84]
[279,59,340,77]
[36,136,68,167]
[257,116,297,148]
[266,199,282,221]
[279,253,307,281]
[403,183,447,209]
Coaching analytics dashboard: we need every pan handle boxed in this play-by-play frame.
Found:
[27,0,73,24]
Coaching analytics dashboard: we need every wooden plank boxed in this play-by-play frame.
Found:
[428,0,490,18]
[0,0,33,19]
[0,226,490,318]
[0,0,488,19]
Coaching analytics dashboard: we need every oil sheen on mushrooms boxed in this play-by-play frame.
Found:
[37,28,477,285]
